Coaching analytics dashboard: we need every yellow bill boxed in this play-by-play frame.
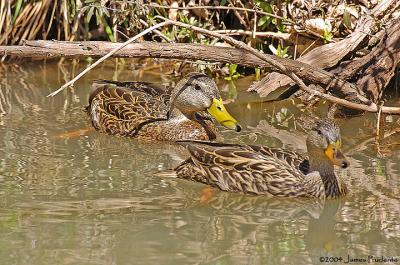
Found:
[207,98,241,132]
[324,140,349,168]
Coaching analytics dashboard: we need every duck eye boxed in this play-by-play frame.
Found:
[194,84,201,90]
[217,106,222,111]
[316,129,322,135]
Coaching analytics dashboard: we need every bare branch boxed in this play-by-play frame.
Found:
[47,21,170,97]
[213,30,291,40]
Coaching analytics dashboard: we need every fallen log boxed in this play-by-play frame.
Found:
[0,38,400,114]
[0,40,369,104]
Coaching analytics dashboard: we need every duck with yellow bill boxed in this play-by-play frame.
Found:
[85,73,241,141]
[160,119,350,198]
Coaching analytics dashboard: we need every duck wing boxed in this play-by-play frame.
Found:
[246,145,310,174]
[87,80,170,136]
[176,141,309,196]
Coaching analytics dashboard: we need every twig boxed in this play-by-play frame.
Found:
[47,21,170,97]
[375,102,384,142]
[229,0,248,27]
[155,16,400,115]
[252,12,257,39]
[294,33,298,60]
[139,19,171,43]
[299,39,317,57]
[213,29,290,40]
[115,29,129,40]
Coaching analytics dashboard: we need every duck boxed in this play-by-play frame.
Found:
[85,73,241,141]
[165,119,350,198]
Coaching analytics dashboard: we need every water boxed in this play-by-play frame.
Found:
[0,59,399,265]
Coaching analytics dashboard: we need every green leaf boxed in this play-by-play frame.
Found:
[255,68,261,81]
[220,0,227,6]
[342,10,351,29]
[101,16,115,42]
[229,64,237,75]
[12,0,24,24]
[258,16,269,27]
[95,9,101,25]
[323,29,333,42]
[102,6,110,18]
[86,6,95,24]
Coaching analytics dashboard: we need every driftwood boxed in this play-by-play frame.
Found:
[249,0,400,103]
[0,39,369,104]
[333,18,400,102]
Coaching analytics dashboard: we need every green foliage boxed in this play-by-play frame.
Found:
[323,28,333,43]
[255,68,261,81]
[255,0,286,32]
[255,1,273,30]
[342,10,352,29]
[224,64,240,81]
[12,0,24,24]
[269,43,289,58]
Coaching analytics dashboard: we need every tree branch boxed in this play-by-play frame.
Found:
[46,21,170,97]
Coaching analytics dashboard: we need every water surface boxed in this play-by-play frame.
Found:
[0,59,399,264]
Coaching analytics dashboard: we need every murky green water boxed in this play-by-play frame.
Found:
[0,59,399,265]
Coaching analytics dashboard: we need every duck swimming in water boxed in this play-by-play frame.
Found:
[85,73,241,141]
[166,119,349,198]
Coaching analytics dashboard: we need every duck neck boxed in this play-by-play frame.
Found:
[193,112,216,140]
[167,79,189,118]
[308,149,345,198]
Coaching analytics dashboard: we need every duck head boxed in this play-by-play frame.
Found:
[306,119,349,169]
[170,73,241,132]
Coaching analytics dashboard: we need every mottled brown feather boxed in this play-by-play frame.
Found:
[174,140,347,198]
[85,80,217,141]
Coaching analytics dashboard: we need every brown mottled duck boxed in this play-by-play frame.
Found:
[164,119,350,198]
[86,73,241,141]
